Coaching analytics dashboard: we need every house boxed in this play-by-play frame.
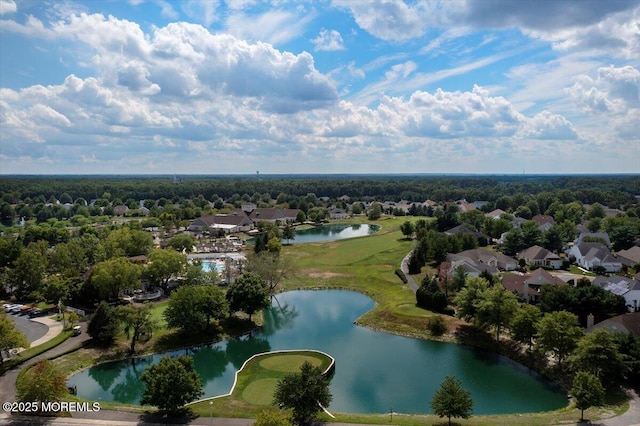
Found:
[444,225,490,246]
[617,246,640,267]
[248,208,300,224]
[531,214,555,231]
[188,213,254,234]
[440,257,499,280]
[456,199,476,213]
[447,248,517,271]
[518,245,563,269]
[485,209,507,220]
[575,232,612,247]
[569,242,622,272]
[589,312,640,337]
[328,207,349,220]
[502,268,567,303]
[241,203,257,212]
[592,275,640,312]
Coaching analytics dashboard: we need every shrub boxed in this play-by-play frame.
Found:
[428,315,447,336]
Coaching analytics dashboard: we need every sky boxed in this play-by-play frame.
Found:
[0,0,639,175]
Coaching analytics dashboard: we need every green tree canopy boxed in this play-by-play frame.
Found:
[117,304,155,354]
[273,361,332,425]
[145,249,188,287]
[510,304,542,350]
[416,275,448,313]
[570,372,605,422]
[0,311,29,362]
[164,285,228,333]
[474,285,519,340]
[87,301,120,347]
[454,276,489,323]
[140,354,204,414]
[226,273,271,321]
[91,257,142,300]
[430,375,473,426]
[400,220,415,239]
[568,329,626,387]
[535,311,583,368]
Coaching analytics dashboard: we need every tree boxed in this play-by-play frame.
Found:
[454,276,489,323]
[568,329,626,387]
[87,301,120,346]
[282,224,296,245]
[273,361,332,424]
[0,311,29,363]
[226,273,271,321]
[164,285,228,333]
[510,304,542,351]
[102,227,153,259]
[474,285,519,340]
[8,242,48,299]
[167,234,196,252]
[145,249,187,287]
[535,311,583,369]
[16,360,67,409]
[451,266,468,293]
[570,372,604,422]
[400,220,415,239]
[367,202,382,220]
[91,257,142,300]
[246,251,295,293]
[416,276,448,313]
[117,304,155,354]
[140,355,204,414]
[430,375,473,426]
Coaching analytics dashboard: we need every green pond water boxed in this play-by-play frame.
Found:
[68,290,567,415]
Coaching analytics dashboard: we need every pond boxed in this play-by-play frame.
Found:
[68,290,567,415]
[287,223,379,244]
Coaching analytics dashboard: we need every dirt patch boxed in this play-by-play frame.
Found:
[306,270,354,279]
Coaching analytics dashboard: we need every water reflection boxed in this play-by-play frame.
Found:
[69,290,566,414]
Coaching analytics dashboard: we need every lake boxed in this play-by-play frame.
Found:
[287,223,379,244]
[68,290,566,415]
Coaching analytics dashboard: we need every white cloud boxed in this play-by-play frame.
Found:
[0,0,16,15]
[225,8,315,45]
[181,0,220,27]
[312,29,345,51]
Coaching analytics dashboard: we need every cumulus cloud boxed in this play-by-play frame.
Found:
[567,65,640,114]
[0,0,16,15]
[312,29,345,51]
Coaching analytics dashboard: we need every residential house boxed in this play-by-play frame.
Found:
[617,246,640,268]
[569,242,622,272]
[518,245,563,270]
[444,225,490,246]
[592,275,640,312]
[241,203,257,213]
[248,208,300,224]
[485,209,507,220]
[502,268,567,303]
[456,199,476,213]
[188,213,254,234]
[575,232,612,247]
[589,312,640,337]
[531,214,555,232]
[447,248,517,271]
[440,258,499,281]
[328,207,349,220]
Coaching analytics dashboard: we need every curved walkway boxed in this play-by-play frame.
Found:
[400,239,419,293]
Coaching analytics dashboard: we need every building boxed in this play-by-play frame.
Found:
[501,268,567,303]
[592,275,640,312]
[518,245,563,270]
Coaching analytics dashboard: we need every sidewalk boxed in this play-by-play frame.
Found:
[29,316,64,347]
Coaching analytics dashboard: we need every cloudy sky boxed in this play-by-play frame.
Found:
[1,0,638,175]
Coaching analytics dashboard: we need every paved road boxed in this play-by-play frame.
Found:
[0,321,90,404]
[400,239,419,293]
[7,314,48,344]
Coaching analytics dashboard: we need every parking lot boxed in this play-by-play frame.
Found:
[5,310,49,344]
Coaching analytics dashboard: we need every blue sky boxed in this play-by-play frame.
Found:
[0,0,638,175]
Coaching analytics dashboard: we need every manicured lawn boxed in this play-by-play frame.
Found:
[189,350,333,418]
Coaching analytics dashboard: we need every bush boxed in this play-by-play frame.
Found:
[428,316,447,336]
[395,269,408,284]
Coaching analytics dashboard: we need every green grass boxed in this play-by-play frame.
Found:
[188,350,333,418]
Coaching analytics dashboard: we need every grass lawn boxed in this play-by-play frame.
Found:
[189,350,333,418]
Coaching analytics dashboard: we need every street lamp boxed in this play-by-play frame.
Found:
[209,401,213,425]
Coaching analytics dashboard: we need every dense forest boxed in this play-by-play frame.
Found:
[1,174,639,207]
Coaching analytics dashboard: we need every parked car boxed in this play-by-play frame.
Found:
[4,303,19,312]
[9,304,24,314]
[28,309,44,318]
